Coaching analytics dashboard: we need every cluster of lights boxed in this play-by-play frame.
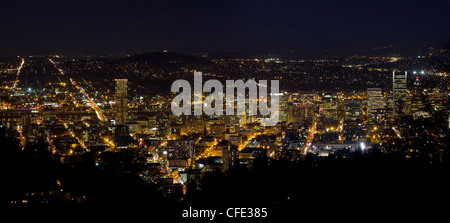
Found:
[412,70,426,75]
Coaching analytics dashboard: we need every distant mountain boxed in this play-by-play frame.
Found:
[310,41,430,57]
[204,42,434,59]
[126,52,213,65]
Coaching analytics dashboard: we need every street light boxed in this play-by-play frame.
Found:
[360,142,366,150]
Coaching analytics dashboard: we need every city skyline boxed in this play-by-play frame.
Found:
[2,1,450,221]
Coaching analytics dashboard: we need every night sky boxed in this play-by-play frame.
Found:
[1,0,449,55]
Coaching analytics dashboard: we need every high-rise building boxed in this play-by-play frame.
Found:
[367,88,384,122]
[156,111,170,139]
[115,79,128,125]
[222,144,239,172]
[279,93,288,122]
[393,71,407,117]
[322,93,338,121]
[167,139,195,159]
[344,99,362,120]
[288,104,314,124]
[407,76,426,117]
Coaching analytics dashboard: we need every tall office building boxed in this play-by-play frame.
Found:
[322,93,338,121]
[367,88,384,122]
[344,99,362,120]
[278,93,288,122]
[393,71,407,117]
[115,79,128,125]
[288,104,314,124]
[407,76,426,117]
[222,144,239,172]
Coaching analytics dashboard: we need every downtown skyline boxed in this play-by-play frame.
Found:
[2,0,450,221]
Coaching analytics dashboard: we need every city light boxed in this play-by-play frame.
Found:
[2,4,448,216]
[360,142,366,150]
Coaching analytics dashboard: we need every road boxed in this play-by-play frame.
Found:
[49,58,113,149]
[145,142,183,185]
[239,131,258,151]
[304,117,318,154]
[11,58,25,91]
[49,58,107,122]
[196,139,218,160]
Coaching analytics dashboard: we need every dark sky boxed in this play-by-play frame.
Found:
[1,0,449,55]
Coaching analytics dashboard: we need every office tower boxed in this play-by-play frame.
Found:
[115,79,128,125]
[222,144,239,172]
[407,76,426,117]
[112,124,129,137]
[393,71,407,117]
[288,104,314,124]
[367,88,384,122]
[167,139,195,159]
[156,111,170,139]
[344,99,362,120]
[279,93,288,122]
[322,93,338,121]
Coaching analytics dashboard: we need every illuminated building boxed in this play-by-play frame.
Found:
[167,139,195,159]
[156,111,170,139]
[279,93,288,122]
[288,104,314,124]
[393,71,407,117]
[115,79,128,125]
[367,88,384,122]
[407,76,426,118]
[222,144,238,172]
[322,93,338,122]
[344,99,362,120]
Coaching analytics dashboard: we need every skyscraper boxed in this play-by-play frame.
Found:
[393,71,407,117]
[115,79,128,125]
[344,99,362,121]
[322,93,338,121]
[222,144,239,172]
[367,88,384,122]
[278,93,288,122]
[407,76,426,117]
[288,104,314,124]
